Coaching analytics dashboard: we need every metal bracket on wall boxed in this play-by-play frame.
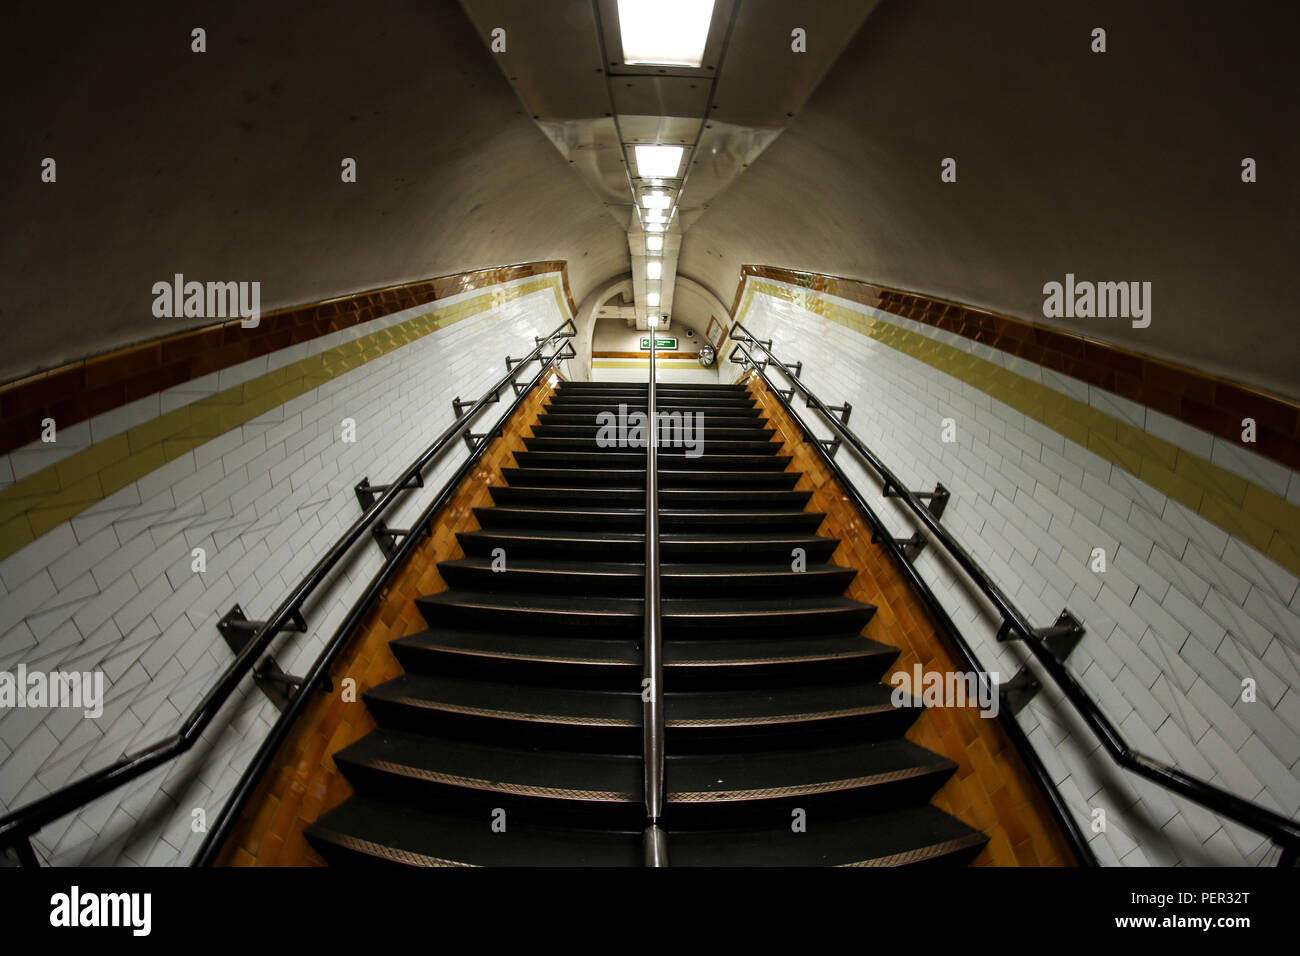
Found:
[818,436,842,459]
[997,610,1086,715]
[872,530,927,562]
[372,520,430,560]
[884,482,951,522]
[787,360,803,379]
[217,605,325,712]
[825,401,852,425]
[505,355,527,371]
[463,431,489,451]
[354,473,423,513]
[452,390,500,420]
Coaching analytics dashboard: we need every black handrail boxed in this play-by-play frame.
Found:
[729,328,1300,864]
[0,316,577,863]
[642,330,668,866]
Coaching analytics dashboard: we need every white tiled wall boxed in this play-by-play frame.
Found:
[0,274,571,866]
[737,278,1300,866]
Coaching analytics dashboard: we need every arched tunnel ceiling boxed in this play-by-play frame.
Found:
[0,1,628,384]
[3,1,1296,399]
[680,0,1300,399]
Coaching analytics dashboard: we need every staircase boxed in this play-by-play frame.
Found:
[304,380,988,866]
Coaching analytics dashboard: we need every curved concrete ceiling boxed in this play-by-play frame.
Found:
[0,1,628,384]
[680,0,1300,399]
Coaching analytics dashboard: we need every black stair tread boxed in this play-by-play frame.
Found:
[393,627,897,670]
[667,806,988,866]
[472,505,821,520]
[366,672,905,727]
[417,589,874,621]
[456,528,842,555]
[306,796,641,866]
[666,739,955,801]
[334,729,642,802]
[334,729,951,805]
[522,438,780,453]
[530,425,774,437]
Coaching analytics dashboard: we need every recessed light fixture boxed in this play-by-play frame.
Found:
[646,236,664,251]
[647,261,662,280]
[634,144,684,178]
[618,0,715,68]
[641,190,671,210]
[644,212,666,224]
[647,292,661,307]
[646,223,665,233]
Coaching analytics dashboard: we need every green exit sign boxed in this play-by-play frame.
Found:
[640,337,677,350]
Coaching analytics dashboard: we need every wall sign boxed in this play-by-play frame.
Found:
[639,337,677,350]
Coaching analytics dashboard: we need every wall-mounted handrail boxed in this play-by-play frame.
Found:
[728,327,1300,864]
[642,332,668,866]
[0,316,577,863]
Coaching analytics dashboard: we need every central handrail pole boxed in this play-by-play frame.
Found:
[642,325,667,866]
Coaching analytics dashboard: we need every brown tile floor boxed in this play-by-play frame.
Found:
[744,370,1077,866]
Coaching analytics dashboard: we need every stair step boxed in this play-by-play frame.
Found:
[363,673,915,747]
[501,467,802,489]
[488,485,811,508]
[331,730,955,827]
[306,796,641,866]
[306,797,983,867]
[437,557,855,595]
[558,381,747,393]
[530,424,775,440]
[537,413,769,428]
[392,628,898,683]
[668,807,988,866]
[547,396,757,410]
[471,506,825,532]
[457,528,841,561]
[415,590,875,636]
[522,437,779,454]
[514,451,793,470]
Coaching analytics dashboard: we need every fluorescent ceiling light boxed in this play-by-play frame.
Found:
[646,236,664,251]
[647,292,661,307]
[646,223,665,233]
[641,191,671,210]
[647,261,662,280]
[645,212,666,223]
[634,145,684,178]
[618,0,715,68]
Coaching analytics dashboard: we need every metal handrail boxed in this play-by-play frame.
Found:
[0,316,577,862]
[729,328,1300,864]
[642,331,668,866]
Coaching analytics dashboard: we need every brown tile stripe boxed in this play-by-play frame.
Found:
[591,350,699,359]
[215,375,562,866]
[745,370,1077,867]
[0,261,577,459]
[734,265,1300,474]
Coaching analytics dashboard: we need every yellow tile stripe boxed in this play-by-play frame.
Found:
[0,275,565,562]
[738,279,1300,579]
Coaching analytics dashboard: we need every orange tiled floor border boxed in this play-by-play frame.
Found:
[744,370,1078,866]
[214,376,563,866]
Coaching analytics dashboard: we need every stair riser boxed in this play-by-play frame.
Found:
[488,487,812,508]
[471,508,825,532]
[391,644,898,690]
[457,532,840,561]
[500,468,802,489]
[334,757,953,831]
[523,438,780,455]
[415,601,876,638]
[437,563,855,597]
[365,695,920,752]
[513,452,792,470]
